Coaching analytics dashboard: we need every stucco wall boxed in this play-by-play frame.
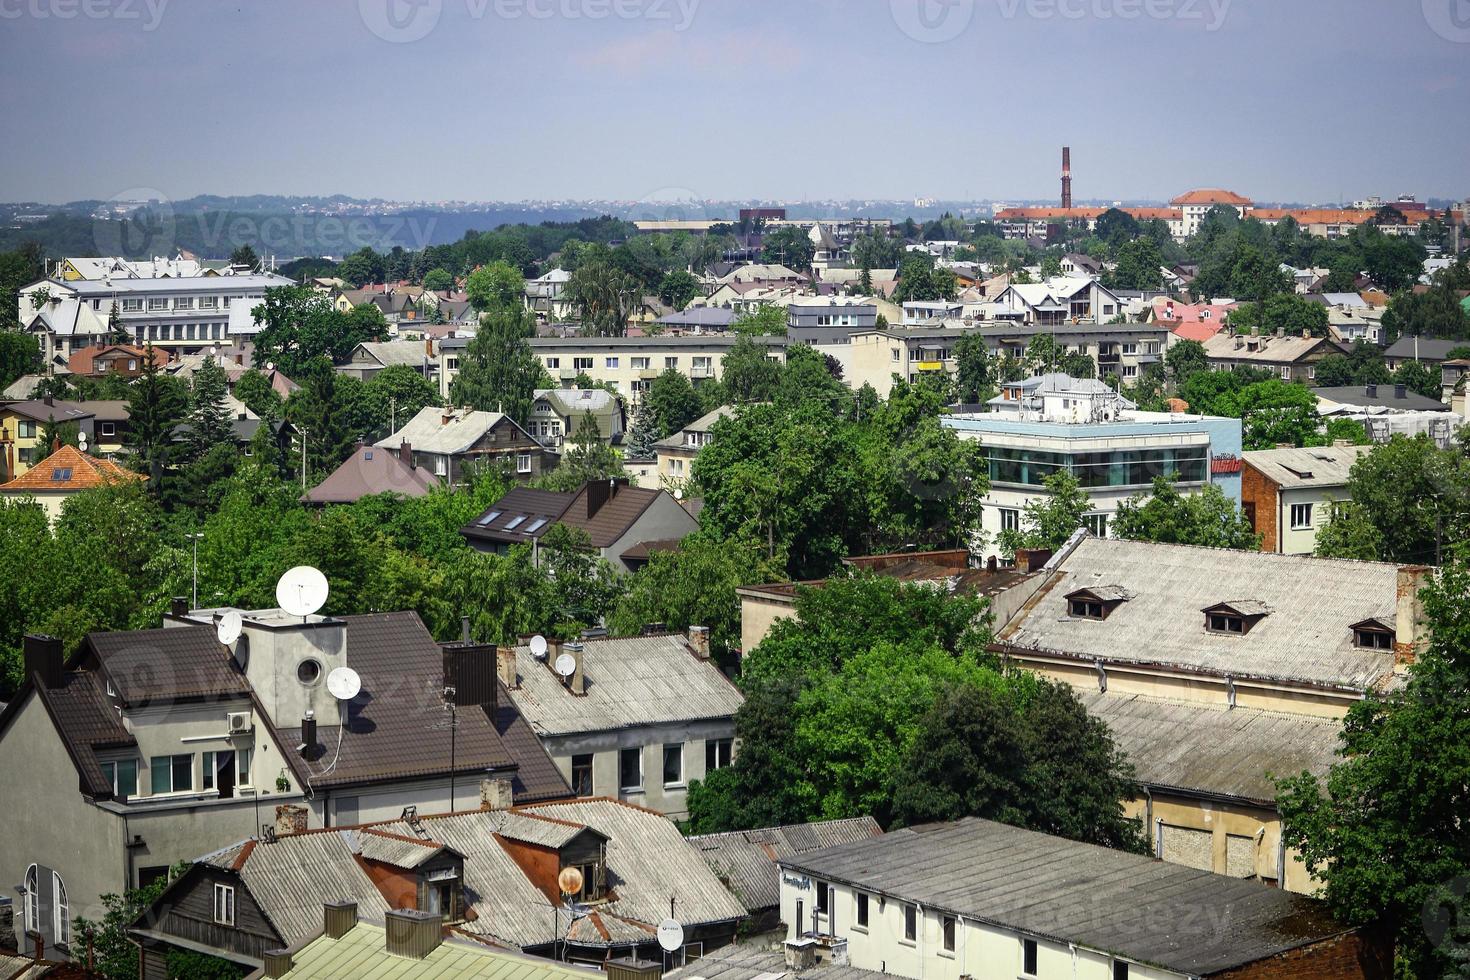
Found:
[543,718,735,820]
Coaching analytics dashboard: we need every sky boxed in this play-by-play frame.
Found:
[1,0,1467,206]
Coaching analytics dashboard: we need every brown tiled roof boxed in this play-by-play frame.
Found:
[301,444,439,504]
[0,445,143,493]
[459,487,576,544]
[275,613,571,799]
[0,399,93,424]
[561,483,661,549]
[33,670,136,799]
[66,344,169,376]
[86,624,251,705]
[1170,188,1253,206]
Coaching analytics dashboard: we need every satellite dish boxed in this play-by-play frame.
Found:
[554,653,577,678]
[529,635,549,661]
[656,918,684,952]
[557,866,584,897]
[276,565,329,618]
[78,432,88,452]
[673,488,684,500]
[265,361,275,372]
[327,666,362,701]
[216,610,243,646]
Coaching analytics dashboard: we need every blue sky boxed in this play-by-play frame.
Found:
[1,0,1467,204]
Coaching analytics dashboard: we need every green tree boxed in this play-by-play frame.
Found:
[657,269,701,310]
[421,267,455,293]
[645,368,703,438]
[72,865,185,980]
[1391,359,1440,400]
[624,398,660,459]
[567,255,641,336]
[1276,557,1470,977]
[1165,338,1208,388]
[360,364,443,437]
[186,356,234,461]
[125,343,189,482]
[1228,292,1330,338]
[251,286,385,377]
[337,246,384,287]
[1311,501,1384,561]
[720,336,782,403]
[952,332,993,404]
[1112,478,1260,549]
[0,243,45,330]
[1107,237,1164,290]
[0,330,41,391]
[233,369,285,421]
[450,308,545,426]
[465,259,526,314]
[731,305,788,336]
[38,414,80,459]
[285,371,358,477]
[760,225,816,273]
[229,244,260,270]
[105,300,129,344]
[997,470,1091,557]
[537,410,624,491]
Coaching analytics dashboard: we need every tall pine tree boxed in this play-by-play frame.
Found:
[449,308,545,425]
[186,356,234,461]
[124,342,188,483]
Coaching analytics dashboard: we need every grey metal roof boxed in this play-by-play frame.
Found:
[996,538,1402,691]
[1076,691,1342,804]
[375,406,516,456]
[215,832,392,945]
[688,817,883,912]
[495,811,596,849]
[1382,336,1465,360]
[350,341,433,369]
[505,635,744,737]
[356,830,450,869]
[1243,445,1370,488]
[528,336,788,351]
[781,818,1351,976]
[1314,385,1449,412]
[667,944,887,980]
[60,273,293,294]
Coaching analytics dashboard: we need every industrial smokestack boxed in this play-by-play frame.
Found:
[1061,146,1073,210]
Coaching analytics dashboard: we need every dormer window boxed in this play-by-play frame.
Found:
[1203,601,1270,636]
[1065,586,1131,621]
[1350,618,1394,651]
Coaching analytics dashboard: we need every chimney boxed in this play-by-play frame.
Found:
[1394,383,1407,399]
[1394,565,1433,670]
[300,712,317,757]
[262,950,294,978]
[608,959,665,980]
[440,408,452,427]
[785,938,819,972]
[399,440,412,465]
[1060,146,1072,210]
[23,634,63,689]
[324,901,358,939]
[1014,548,1053,573]
[170,596,188,618]
[986,555,998,572]
[442,641,497,710]
[274,804,308,836]
[1234,335,1244,350]
[32,933,42,962]
[586,478,618,517]
[386,909,443,958]
[234,353,243,366]
[1366,383,1378,398]
[496,645,517,689]
[687,626,711,661]
[43,393,53,407]
[479,777,514,810]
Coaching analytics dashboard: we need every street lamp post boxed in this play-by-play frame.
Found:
[187,532,205,610]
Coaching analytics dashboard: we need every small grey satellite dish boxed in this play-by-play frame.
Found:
[216,610,243,646]
[673,488,684,500]
[656,918,684,952]
[276,565,329,618]
[554,653,576,678]
[529,634,549,661]
[327,666,362,701]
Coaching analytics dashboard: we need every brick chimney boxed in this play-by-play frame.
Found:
[480,777,514,811]
[22,634,63,689]
[274,804,308,836]
[687,626,711,660]
[1394,565,1433,669]
[496,645,517,689]
[399,440,413,465]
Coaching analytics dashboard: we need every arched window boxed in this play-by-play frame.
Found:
[23,864,38,935]
[53,871,69,946]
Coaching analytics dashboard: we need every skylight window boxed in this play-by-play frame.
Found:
[477,510,502,527]
[524,518,548,534]
[51,468,72,482]
[504,515,527,531]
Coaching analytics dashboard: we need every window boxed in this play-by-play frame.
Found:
[619,747,643,791]
[1122,364,1137,379]
[23,865,38,934]
[297,659,322,685]
[101,421,116,437]
[121,298,143,312]
[198,296,218,310]
[213,883,236,926]
[1070,599,1105,619]
[663,743,684,786]
[705,737,733,772]
[1290,503,1313,529]
[1022,938,1038,976]
[573,357,593,371]
[1083,513,1108,538]
[855,892,869,929]
[1113,962,1130,980]
[236,747,253,787]
[631,357,650,370]
[545,357,560,369]
[1354,626,1393,650]
[1280,365,1292,380]
[1208,613,1245,634]
[606,357,619,369]
[18,420,35,439]
[516,453,532,474]
[903,904,916,942]
[175,297,194,310]
[148,297,169,311]
[571,754,593,796]
[815,881,830,914]
[999,508,1020,533]
[941,915,956,952]
[891,347,901,361]
[101,759,138,797]
[524,518,548,534]
[665,356,678,369]
[151,754,193,794]
[504,515,526,531]
[53,872,68,946]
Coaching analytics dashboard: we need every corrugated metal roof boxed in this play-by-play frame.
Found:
[997,538,1401,691]
[782,818,1351,976]
[506,635,744,737]
[667,944,886,980]
[375,406,516,456]
[1077,691,1341,804]
[269,920,597,980]
[689,818,883,912]
[495,812,594,850]
[223,831,392,944]
[357,830,449,869]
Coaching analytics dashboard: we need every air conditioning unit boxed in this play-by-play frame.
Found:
[227,711,253,734]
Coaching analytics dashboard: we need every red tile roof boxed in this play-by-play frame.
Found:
[67,343,170,376]
[0,444,144,493]
[1171,188,1253,206]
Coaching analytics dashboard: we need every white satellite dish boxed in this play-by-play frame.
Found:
[529,634,549,661]
[216,610,243,646]
[327,666,362,701]
[276,565,329,618]
[554,653,577,678]
[77,432,88,453]
[656,918,684,952]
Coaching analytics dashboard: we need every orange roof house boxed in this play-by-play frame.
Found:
[1170,188,1254,207]
[0,444,145,521]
